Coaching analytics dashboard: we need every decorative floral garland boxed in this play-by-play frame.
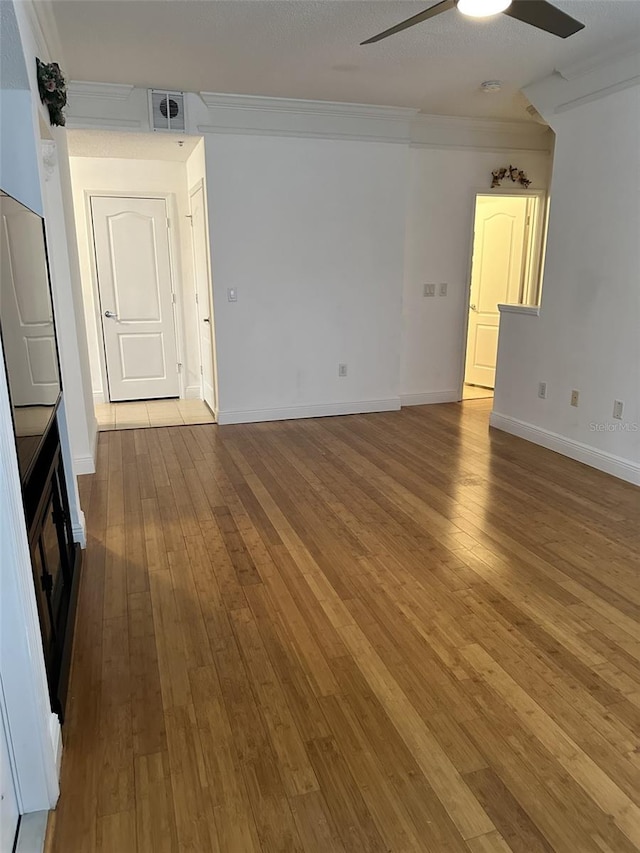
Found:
[36,59,67,127]
[491,165,531,189]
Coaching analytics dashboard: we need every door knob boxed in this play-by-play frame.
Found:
[104,310,118,319]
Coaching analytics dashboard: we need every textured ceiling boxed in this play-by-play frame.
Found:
[52,1,640,120]
[67,129,201,160]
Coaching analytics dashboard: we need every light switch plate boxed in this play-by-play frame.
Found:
[423,283,436,297]
[227,288,237,302]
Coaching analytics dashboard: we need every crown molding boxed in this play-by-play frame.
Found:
[525,39,640,120]
[199,92,417,122]
[65,115,144,131]
[410,114,553,152]
[67,81,135,101]
[197,92,418,143]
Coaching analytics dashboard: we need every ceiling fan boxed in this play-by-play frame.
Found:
[361,0,585,44]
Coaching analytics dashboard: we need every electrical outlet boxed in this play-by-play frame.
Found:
[338,363,348,378]
[439,282,448,297]
[570,389,579,408]
[423,283,436,297]
[613,400,624,420]
[538,382,547,399]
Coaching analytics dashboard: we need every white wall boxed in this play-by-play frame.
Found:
[493,83,640,484]
[69,156,201,400]
[0,0,61,814]
[204,133,409,422]
[400,146,552,404]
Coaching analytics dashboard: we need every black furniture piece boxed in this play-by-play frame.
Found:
[21,417,82,720]
[1,189,81,721]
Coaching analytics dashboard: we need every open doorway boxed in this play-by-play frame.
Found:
[462,191,544,400]
[67,131,218,430]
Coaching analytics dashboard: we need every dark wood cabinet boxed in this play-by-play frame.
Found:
[22,416,82,721]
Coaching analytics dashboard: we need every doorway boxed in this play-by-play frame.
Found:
[91,195,180,402]
[189,180,217,414]
[463,192,543,399]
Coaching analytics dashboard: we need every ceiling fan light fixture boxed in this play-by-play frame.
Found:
[457,0,512,18]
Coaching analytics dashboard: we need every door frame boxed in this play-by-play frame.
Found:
[84,190,186,403]
[457,188,547,401]
[188,178,218,417]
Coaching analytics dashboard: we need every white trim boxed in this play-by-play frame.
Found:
[199,92,416,121]
[196,125,410,144]
[73,454,97,476]
[185,385,201,400]
[525,43,640,119]
[217,398,401,425]
[490,412,640,487]
[66,116,144,131]
[15,810,49,853]
[410,114,552,152]
[401,391,459,406]
[49,713,62,772]
[555,76,640,115]
[198,92,417,143]
[497,303,540,317]
[458,189,547,401]
[68,82,135,101]
[0,367,59,813]
[93,390,105,404]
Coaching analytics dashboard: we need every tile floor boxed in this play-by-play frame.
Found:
[463,383,494,401]
[95,398,215,431]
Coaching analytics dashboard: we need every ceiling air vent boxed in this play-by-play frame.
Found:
[148,89,186,132]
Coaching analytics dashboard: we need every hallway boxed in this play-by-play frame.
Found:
[51,401,640,852]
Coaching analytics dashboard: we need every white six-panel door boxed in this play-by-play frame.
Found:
[465,196,528,389]
[189,184,216,413]
[91,196,180,402]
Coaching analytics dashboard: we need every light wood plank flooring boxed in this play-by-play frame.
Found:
[51,400,640,852]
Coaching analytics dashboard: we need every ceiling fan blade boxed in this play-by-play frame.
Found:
[504,0,584,38]
[361,0,456,45]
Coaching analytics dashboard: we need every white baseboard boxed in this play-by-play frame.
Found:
[217,398,401,425]
[400,390,459,407]
[49,713,62,773]
[490,412,640,486]
[93,390,105,404]
[184,384,202,400]
[72,514,87,549]
[73,454,96,476]
[15,810,49,853]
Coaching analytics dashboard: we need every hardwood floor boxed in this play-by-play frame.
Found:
[51,400,640,852]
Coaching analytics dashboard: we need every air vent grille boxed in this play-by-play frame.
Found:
[149,90,185,132]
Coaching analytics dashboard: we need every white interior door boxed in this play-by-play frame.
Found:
[0,195,59,407]
[189,184,216,413]
[91,196,180,402]
[1,698,20,853]
[465,195,528,388]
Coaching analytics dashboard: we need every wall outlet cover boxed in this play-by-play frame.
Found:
[538,382,547,399]
[570,390,579,407]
